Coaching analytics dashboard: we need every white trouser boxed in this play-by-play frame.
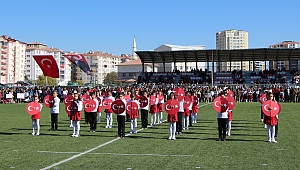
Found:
[227,121,232,135]
[169,122,176,137]
[157,112,163,123]
[183,116,189,128]
[267,125,275,141]
[97,112,101,122]
[130,118,137,132]
[192,114,198,122]
[150,113,156,125]
[32,119,40,134]
[72,121,80,135]
[106,113,113,126]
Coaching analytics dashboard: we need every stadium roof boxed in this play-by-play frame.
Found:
[136,48,300,63]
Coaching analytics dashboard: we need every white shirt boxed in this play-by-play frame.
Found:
[74,101,83,111]
[50,96,60,114]
[178,99,184,112]
[118,99,127,116]
[91,98,99,112]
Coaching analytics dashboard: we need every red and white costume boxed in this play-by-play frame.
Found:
[149,96,158,126]
[104,95,115,128]
[157,93,164,124]
[168,112,178,140]
[31,103,43,136]
[70,100,83,137]
[128,99,140,133]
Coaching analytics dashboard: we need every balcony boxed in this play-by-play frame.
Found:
[2,45,7,49]
[1,62,6,65]
[1,67,7,70]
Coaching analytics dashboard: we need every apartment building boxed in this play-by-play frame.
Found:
[72,51,122,85]
[0,35,26,84]
[216,29,255,71]
[269,41,300,70]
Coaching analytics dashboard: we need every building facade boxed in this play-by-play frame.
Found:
[154,44,206,72]
[0,35,26,84]
[71,51,122,85]
[269,41,300,71]
[26,42,71,85]
[216,29,256,71]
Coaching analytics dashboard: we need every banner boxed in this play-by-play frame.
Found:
[63,54,91,75]
[33,55,59,78]
[17,93,25,99]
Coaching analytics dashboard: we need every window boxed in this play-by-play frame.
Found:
[123,73,126,77]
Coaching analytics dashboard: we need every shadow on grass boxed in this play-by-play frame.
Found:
[0,132,24,135]
[200,137,264,142]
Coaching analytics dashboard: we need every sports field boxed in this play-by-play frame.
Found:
[0,102,299,170]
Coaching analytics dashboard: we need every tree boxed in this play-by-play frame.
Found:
[103,72,118,85]
[37,75,57,86]
[76,80,84,86]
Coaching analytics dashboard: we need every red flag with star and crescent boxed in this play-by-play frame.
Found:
[33,55,59,78]
[63,54,91,75]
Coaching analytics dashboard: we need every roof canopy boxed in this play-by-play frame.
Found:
[136,48,300,63]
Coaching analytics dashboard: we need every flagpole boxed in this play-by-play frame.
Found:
[46,76,48,86]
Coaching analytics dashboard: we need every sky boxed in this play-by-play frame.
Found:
[1,0,300,56]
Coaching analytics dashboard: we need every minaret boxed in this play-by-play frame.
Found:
[132,36,137,60]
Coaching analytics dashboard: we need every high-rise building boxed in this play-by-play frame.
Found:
[73,51,122,85]
[269,41,300,70]
[25,42,71,85]
[216,29,253,71]
[0,35,26,84]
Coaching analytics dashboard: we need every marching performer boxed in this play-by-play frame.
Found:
[216,92,228,141]
[140,91,149,129]
[31,96,43,136]
[50,91,60,131]
[157,91,164,124]
[96,91,103,123]
[176,94,184,135]
[191,92,198,124]
[128,94,140,134]
[149,91,158,126]
[70,93,83,137]
[90,93,99,132]
[104,91,115,128]
[117,93,126,138]
[263,93,278,143]
[168,93,177,140]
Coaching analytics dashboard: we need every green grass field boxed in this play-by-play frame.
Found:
[0,102,299,170]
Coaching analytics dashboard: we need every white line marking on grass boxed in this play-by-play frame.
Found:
[276,149,287,150]
[40,103,210,169]
[37,151,191,157]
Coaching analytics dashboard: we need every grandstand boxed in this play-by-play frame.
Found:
[136,48,300,85]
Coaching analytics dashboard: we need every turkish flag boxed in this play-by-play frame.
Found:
[126,101,139,116]
[83,99,97,112]
[164,99,179,115]
[64,95,74,106]
[43,95,54,108]
[173,88,185,101]
[111,100,126,114]
[228,90,234,98]
[183,96,192,108]
[26,101,41,115]
[259,94,267,104]
[139,96,148,108]
[63,54,91,75]
[33,55,59,78]
[212,97,229,113]
[227,96,236,110]
[81,94,91,102]
[262,100,280,117]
